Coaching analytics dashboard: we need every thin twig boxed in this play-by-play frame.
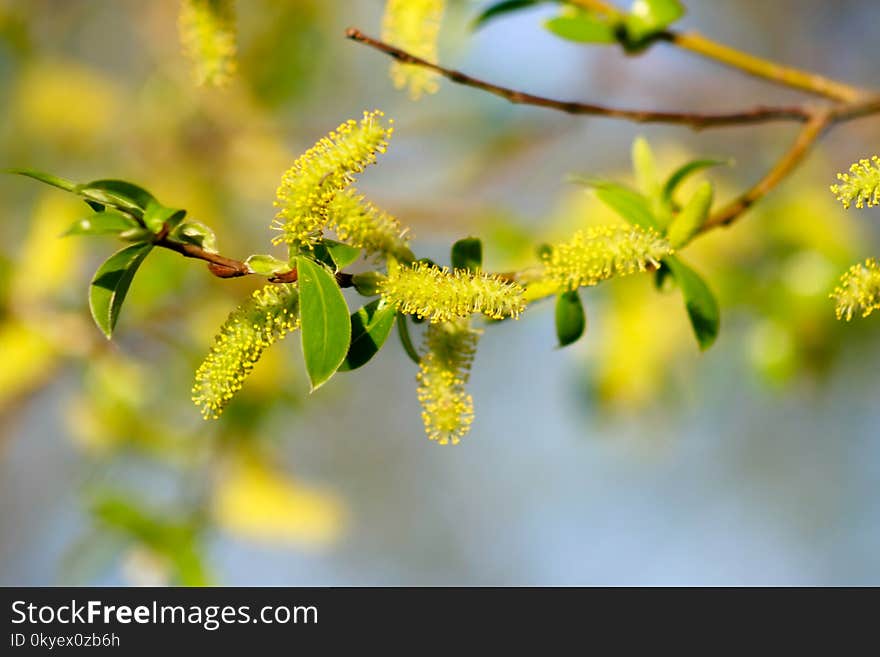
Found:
[345,29,811,130]
[568,0,867,102]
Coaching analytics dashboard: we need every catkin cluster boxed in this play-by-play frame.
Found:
[382,0,445,99]
[416,320,480,445]
[178,0,237,87]
[831,156,880,209]
[831,258,880,321]
[380,261,526,323]
[273,111,393,251]
[541,225,672,292]
[192,284,300,419]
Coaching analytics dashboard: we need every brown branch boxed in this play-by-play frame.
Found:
[345,28,811,130]
[701,111,833,231]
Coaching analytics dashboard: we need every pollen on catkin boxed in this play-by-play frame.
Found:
[192,284,300,419]
[178,0,237,87]
[831,258,880,320]
[380,261,526,323]
[416,320,480,445]
[272,111,393,251]
[541,225,672,292]
[382,0,445,99]
[831,156,880,209]
[328,189,414,262]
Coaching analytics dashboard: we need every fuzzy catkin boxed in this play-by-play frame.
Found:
[380,261,525,323]
[540,225,672,292]
[328,189,414,262]
[831,156,880,209]
[382,0,445,99]
[178,0,237,87]
[192,284,299,419]
[832,258,880,320]
[272,111,393,251]
[416,320,480,445]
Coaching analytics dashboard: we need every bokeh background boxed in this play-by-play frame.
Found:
[1,0,879,585]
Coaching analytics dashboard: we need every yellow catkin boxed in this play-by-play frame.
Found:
[178,0,237,87]
[831,258,880,320]
[192,284,299,419]
[540,225,672,292]
[328,189,414,262]
[382,0,445,99]
[272,111,393,251]
[380,261,525,323]
[416,320,480,445]
[830,156,880,209]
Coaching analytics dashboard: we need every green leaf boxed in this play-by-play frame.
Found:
[396,312,421,365]
[339,299,397,371]
[474,0,553,30]
[662,158,729,204]
[451,236,483,272]
[296,256,352,391]
[143,200,186,233]
[170,221,218,253]
[577,178,659,230]
[7,168,77,192]
[632,136,659,197]
[667,180,713,248]
[325,240,362,270]
[245,254,289,276]
[64,210,138,237]
[89,242,153,339]
[625,0,684,41]
[78,179,156,214]
[664,255,719,350]
[545,10,617,43]
[555,290,586,347]
[352,271,385,296]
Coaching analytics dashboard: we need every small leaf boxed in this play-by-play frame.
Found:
[663,158,729,204]
[89,242,153,339]
[474,0,551,29]
[352,271,385,296]
[545,10,617,43]
[451,236,483,272]
[576,178,659,230]
[396,312,421,365]
[664,255,719,350]
[667,181,713,248]
[7,168,77,192]
[324,240,362,270]
[245,254,289,276]
[625,0,684,41]
[296,256,352,391]
[632,136,659,197]
[555,290,586,347]
[78,179,156,214]
[339,299,397,371]
[143,200,186,233]
[64,210,138,237]
[170,221,218,253]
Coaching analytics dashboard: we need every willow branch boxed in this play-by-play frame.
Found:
[345,29,810,129]
[700,110,833,231]
[568,0,866,102]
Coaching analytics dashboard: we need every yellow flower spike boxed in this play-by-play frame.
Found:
[831,156,880,209]
[831,258,880,320]
[382,0,445,99]
[192,284,300,419]
[541,225,672,292]
[380,261,526,323]
[328,188,414,262]
[416,320,480,445]
[178,0,237,87]
[272,111,393,251]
